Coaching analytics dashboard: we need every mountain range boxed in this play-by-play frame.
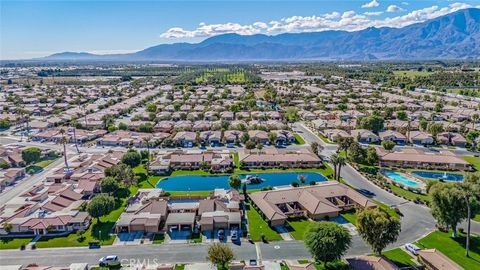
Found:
[43,8,480,61]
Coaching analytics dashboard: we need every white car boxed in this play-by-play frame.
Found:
[405,243,421,255]
[99,255,119,266]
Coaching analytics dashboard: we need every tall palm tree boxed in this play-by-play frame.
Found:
[330,154,339,181]
[143,137,151,172]
[59,129,69,170]
[472,114,479,130]
[81,104,88,128]
[336,156,346,181]
[71,120,80,154]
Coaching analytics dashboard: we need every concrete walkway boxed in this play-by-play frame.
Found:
[275,226,293,241]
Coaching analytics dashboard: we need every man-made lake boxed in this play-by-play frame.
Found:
[156,172,328,191]
[411,171,464,182]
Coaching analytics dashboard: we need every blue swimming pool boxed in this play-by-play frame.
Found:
[156,172,328,191]
[412,171,464,182]
[383,170,420,188]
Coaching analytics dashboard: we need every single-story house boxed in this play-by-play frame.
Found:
[378,130,407,144]
[409,131,434,145]
[437,132,467,147]
[249,182,375,226]
[417,249,463,270]
[351,129,380,143]
[377,147,472,171]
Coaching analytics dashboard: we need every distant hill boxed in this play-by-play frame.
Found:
[42,8,480,61]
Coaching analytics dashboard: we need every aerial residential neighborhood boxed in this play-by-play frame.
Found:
[1,1,480,270]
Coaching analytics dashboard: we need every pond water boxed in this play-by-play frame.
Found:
[411,171,464,182]
[156,172,328,191]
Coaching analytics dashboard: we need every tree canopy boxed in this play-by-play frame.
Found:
[121,150,142,168]
[21,147,41,164]
[228,175,242,190]
[87,194,116,221]
[357,207,401,255]
[206,243,235,270]
[304,222,351,265]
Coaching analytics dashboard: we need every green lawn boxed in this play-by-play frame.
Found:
[371,199,401,219]
[383,248,417,267]
[389,184,431,204]
[287,218,314,240]
[415,230,480,269]
[153,233,165,244]
[169,191,212,196]
[475,214,480,222]
[35,157,58,168]
[0,237,33,250]
[341,209,357,226]
[393,70,434,78]
[25,157,59,174]
[36,185,139,248]
[175,264,185,270]
[463,156,480,171]
[233,152,240,167]
[235,164,334,180]
[133,165,160,188]
[317,133,333,144]
[245,203,282,241]
[294,133,306,145]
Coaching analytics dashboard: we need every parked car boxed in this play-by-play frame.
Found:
[218,229,225,241]
[99,255,119,266]
[249,259,257,266]
[405,243,421,255]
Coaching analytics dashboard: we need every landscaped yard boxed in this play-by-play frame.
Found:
[383,248,418,267]
[388,184,431,204]
[415,230,480,269]
[245,203,282,241]
[0,237,33,250]
[317,133,333,144]
[36,185,139,248]
[133,164,160,188]
[294,133,306,145]
[341,209,357,226]
[25,156,59,174]
[463,155,480,171]
[287,218,314,240]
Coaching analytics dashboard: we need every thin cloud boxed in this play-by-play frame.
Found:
[160,2,474,39]
[364,11,384,16]
[362,0,380,9]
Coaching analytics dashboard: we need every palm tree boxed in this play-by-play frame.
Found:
[143,137,151,172]
[336,156,346,181]
[298,175,306,185]
[330,154,340,180]
[71,120,80,154]
[472,114,479,130]
[81,104,88,128]
[59,129,69,170]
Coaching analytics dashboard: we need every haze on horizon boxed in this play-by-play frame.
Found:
[1,0,480,60]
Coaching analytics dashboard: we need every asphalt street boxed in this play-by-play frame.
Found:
[1,124,478,266]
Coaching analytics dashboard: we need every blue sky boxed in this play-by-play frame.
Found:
[1,0,479,60]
